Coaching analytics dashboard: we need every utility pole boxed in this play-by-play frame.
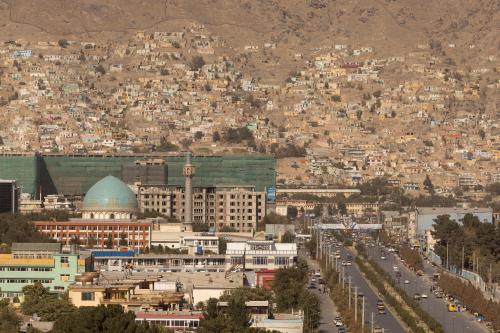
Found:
[348,277,352,308]
[446,242,449,270]
[354,286,358,321]
[461,246,465,273]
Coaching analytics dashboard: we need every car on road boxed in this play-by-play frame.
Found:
[334,317,343,327]
[404,279,410,284]
[413,293,421,300]
[421,293,428,299]
[373,327,383,333]
[346,261,352,266]
[311,278,317,282]
[380,256,386,260]
[377,300,386,314]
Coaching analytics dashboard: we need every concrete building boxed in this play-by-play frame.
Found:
[415,207,493,249]
[226,241,297,271]
[0,243,83,299]
[91,250,226,273]
[138,185,266,232]
[0,179,18,213]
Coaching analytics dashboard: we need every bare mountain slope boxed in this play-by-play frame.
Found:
[0,0,497,58]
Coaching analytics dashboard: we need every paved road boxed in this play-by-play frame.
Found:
[368,243,488,333]
[338,247,407,333]
[307,256,339,333]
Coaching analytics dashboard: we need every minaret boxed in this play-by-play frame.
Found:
[183,152,195,231]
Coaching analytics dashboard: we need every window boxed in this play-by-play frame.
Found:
[60,257,69,264]
[60,274,70,282]
[252,257,268,265]
[275,257,289,266]
[81,292,95,301]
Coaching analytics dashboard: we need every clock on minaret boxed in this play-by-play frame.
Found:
[183,164,195,177]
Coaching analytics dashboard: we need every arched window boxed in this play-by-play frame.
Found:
[90,213,94,219]
[110,213,115,219]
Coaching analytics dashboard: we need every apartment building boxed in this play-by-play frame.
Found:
[0,243,83,299]
[138,185,266,232]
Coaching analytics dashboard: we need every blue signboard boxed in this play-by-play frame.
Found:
[266,186,276,202]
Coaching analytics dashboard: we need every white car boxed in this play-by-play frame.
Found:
[404,280,410,284]
[381,256,386,260]
[393,266,399,272]
[421,294,428,299]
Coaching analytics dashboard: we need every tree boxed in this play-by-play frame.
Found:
[194,131,203,140]
[356,110,362,120]
[218,237,228,254]
[423,175,434,193]
[95,64,106,75]
[58,39,69,48]
[106,235,113,249]
[190,56,205,71]
[287,206,298,220]
[52,304,169,333]
[0,213,54,245]
[281,230,295,243]
[21,283,75,321]
[157,138,179,152]
[0,299,19,333]
[119,233,128,246]
[213,131,221,142]
[478,129,486,140]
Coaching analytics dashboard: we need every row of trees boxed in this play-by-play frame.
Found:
[399,245,424,271]
[0,213,53,247]
[431,214,500,283]
[437,273,500,329]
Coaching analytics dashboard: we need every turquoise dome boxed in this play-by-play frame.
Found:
[82,176,138,212]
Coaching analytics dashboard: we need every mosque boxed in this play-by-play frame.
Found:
[34,175,153,250]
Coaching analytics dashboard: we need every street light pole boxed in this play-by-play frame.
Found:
[354,286,358,321]
[348,276,352,308]
[362,295,365,329]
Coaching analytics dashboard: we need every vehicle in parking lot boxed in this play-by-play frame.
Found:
[373,327,383,333]
[393,266,399,272]
[334,317,343,327]
[337,327,347,333]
